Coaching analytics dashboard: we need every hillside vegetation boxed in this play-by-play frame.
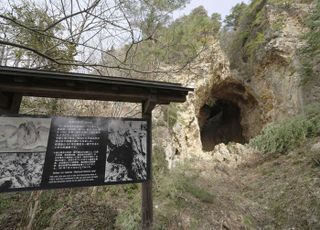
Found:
[0,0,320,229]
[1,114,319,229]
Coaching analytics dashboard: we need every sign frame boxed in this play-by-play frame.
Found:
[0,114,151,193]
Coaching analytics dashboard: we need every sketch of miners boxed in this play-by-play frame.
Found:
[0,120,49,152]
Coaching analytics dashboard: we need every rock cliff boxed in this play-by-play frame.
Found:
[155,0,319,167]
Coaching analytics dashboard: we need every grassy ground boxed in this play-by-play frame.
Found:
[239,138,320,229]
[0,138,319,229]
[148,139,320,229]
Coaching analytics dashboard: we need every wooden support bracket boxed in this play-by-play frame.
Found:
[0,92,22,114]
[142,96,157,115]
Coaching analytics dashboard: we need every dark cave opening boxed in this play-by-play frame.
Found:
[199,99,245,151]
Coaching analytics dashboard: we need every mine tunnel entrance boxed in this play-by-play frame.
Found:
[199,99,245,151]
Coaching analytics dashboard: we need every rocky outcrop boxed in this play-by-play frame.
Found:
[157,1,319,167]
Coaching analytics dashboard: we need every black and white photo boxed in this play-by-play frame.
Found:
[0,152,46,189]
[0,117,51,190]
[105,119,147,182]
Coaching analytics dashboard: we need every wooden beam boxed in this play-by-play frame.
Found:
[0,83,187,104]
[0,67,193,105]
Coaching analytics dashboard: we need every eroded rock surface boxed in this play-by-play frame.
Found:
[156,1,319,167]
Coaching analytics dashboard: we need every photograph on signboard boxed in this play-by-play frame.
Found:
[0,152,45,189]
[0,117,52,190]
[0,117,51,153]
[104,119,147,182]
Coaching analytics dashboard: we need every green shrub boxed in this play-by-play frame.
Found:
[115,159,217,228]
[115,145,168,229]
[153,145,168,174]
[224,0,268,68]
[268,0,294,6]
[300,0,320,80]
[245,32,266,57]
[163,103,179,129]
[271,15,286,32]
[250,104,320,154]
[115,196,141,230]
[33,191,65,229]
[178,177,215,204]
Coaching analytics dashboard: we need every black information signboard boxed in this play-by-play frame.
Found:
[0,116,149,192]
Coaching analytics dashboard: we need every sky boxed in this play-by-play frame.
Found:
[173,0,251,20]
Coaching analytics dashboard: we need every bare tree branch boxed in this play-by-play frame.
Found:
[0,40,59,64]
[0,0,202,77]
[43,0,101,32]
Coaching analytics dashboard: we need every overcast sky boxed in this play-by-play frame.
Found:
[173,0,251,20]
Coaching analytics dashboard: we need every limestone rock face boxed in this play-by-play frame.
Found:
[247,2,312,123]
[209,143,256,167]
[311,142,320,153]
[157,2,319,166]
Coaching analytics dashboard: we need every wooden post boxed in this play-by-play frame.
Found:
[0,92,22,113]
[142,99,155,230]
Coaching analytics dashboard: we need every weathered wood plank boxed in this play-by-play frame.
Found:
[0,92,22,113]
[0,83,187,103]
[0,67,192,104]
[141,100,155,230]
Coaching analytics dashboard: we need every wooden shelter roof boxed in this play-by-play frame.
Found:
[0,66,193,104]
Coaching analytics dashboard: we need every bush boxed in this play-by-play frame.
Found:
[115,145,169,229]
[223,0,268,68]
[115,158,217,229]
[163,103,179,129]
[300,0,320,80]
[153,145,168,174]
[178,177,215,204]
[245,32,266,57]
[115,196,141,230]
[250,104,320,154]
